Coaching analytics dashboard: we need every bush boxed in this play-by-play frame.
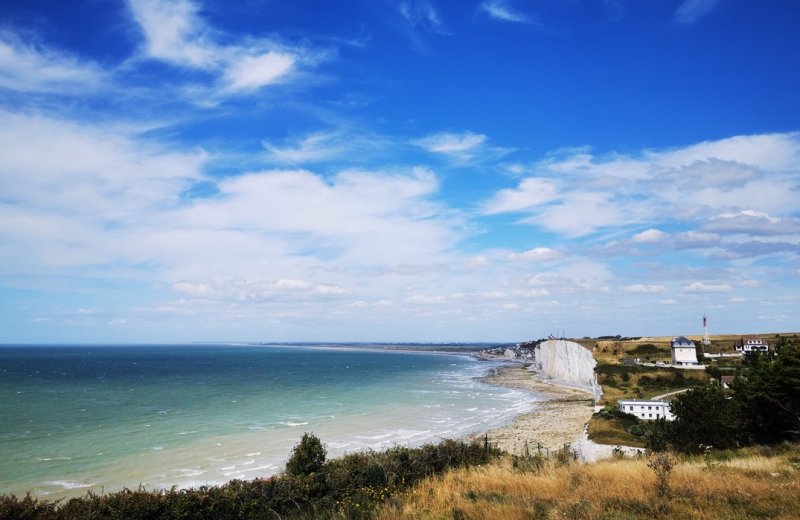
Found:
[647,454,675,499]
[285,432,327,477]
[631,344,663,356]
[666,384,744,453]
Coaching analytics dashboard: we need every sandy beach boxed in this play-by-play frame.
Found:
[471,364,596,455]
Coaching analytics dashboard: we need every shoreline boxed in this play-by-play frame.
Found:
[470,363,596,454]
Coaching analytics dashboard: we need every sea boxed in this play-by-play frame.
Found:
[0,344,538,499]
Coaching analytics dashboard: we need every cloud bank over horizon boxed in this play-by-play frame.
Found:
[0,0,798,342]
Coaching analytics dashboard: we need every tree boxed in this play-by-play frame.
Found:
[735,339,800,444]
[285,433,327,477]
[667,383,743,453]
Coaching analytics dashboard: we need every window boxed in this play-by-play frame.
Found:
[648,414,652,418]
[629,406,633,411]
[648,406,652,410]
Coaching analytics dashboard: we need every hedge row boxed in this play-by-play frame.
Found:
[1,437,501,520]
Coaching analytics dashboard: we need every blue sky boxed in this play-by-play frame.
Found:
[1,0,799,343]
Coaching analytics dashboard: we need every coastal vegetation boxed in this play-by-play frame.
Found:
[591,337,800,455]
[5,438,798,519]
[595,361,709,401]
[0,437,501,520]
[375,443,800,519]
[647,338,800,453]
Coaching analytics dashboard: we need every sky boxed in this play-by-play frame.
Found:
[1,0,799,343]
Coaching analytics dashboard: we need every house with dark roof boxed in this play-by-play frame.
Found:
[733,335,769,354]
[671,336,699,366]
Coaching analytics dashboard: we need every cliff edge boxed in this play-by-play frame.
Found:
[530,340,602,402]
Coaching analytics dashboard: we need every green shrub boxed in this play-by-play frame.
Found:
[285,432,327,477]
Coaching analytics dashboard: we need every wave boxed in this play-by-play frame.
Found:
[44,480,93,490]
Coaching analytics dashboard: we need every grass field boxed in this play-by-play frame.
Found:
[595,362,709,403]
[375,444,800,520]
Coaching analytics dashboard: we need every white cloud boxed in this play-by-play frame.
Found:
[672,231,720,249]
[483,178,559,214]
[527,192,627,237]
[223,51,295,92]
[127,0,306,94]
[513,289,550,298]
[653,133,800,171]
[632,228,669,243]
[262,130,390,165]
[127,0,214,68]
[684,282,732,293]
[406,294,449,305]
[460,256,490,269]
[171,278,347,301]
[484,132,800,238]
[622,284,666,294]
[263,131,345,163]
[704,210,800,236]
[0,109,204,222]
[399,0,442,29]
[675,0,726,25]
[0,32,104,93]
[481,1,531,24]
[314,284,347,295]
[414,131,486,154]
[508,247,564,262]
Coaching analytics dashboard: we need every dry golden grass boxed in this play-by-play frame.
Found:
[374,445,800,520]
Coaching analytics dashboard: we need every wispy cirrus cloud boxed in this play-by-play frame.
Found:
[263,131,348,164]
[262,130,392,165]
[127,0,322,95]
[398,0,442,29]
[480,1,533,24]
[414,131,486,154]
[413,130,511,164]
[675,0,727,25]
[0,32,105,93]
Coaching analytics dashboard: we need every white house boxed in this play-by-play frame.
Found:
[734,335,769,354]
[671,336,699,366]
[618,399,675,421]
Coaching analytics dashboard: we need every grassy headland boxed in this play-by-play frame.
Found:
[375,443,800,520]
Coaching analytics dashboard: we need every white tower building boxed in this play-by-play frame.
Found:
[702,315,710,346]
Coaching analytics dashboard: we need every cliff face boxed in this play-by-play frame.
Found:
[530,340,602,401]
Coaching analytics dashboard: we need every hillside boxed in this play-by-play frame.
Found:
[376,444,800,520]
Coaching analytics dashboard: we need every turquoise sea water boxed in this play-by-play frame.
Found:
[0,344,536,499]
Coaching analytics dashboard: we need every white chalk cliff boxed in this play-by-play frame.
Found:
[529,340,602,402]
